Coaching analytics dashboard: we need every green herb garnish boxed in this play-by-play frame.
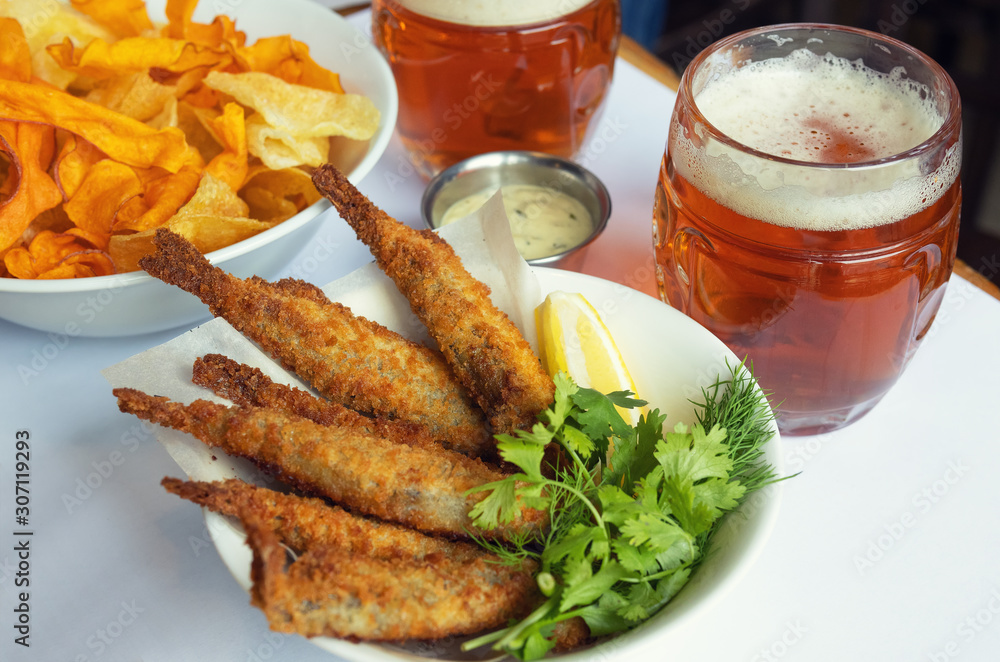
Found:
[464,362,780,660]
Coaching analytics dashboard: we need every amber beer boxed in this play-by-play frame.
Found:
[372,0,621,178]
[653,25,963,435]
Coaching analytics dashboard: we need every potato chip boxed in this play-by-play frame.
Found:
[109,171,264,272]
[164,213,269,252]
[0,79,201,172]
[0,17,31,83]
[244,112,329,170]
[146,94,178,129]
[54,134,107,199]
[165,0,244,49]
[164,0,199,39]
[237,36,344,94]
[0,121,63,252]
[173,101,222,161]
[4,229,113,278]
[205,102,248,191]
[108,213,271,272]
[70,0,154,39]
[113,165,201,232]
[0,0,380,278]
[240,167,320,223]
[0,0,117,89]
[48,36,233,81]
[85,71,178,121]
[63,158,143,247]
[37,249,115,278]
[202,71,379,140]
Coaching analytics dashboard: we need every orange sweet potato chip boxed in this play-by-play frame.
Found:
[0,79,201,172]
[70,0,155,39]
[237,36,344,94]
[54,135,107,199]
[114,165,202,232]
[0,18,32,83]
[0,121,63,252]
[4,230,114,279]
[164,0,200,39]
[205,102,248,192]
[0,0,377,279]
[47,36,234,81]
[63,159,144,248]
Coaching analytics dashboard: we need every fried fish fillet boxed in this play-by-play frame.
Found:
[116,388,545,540]
[165,477,588,649]
[162,477,488,561]
[138,228,491,453]
[191,353,492,459]
[243,510,540,641]
[313,164,555,436]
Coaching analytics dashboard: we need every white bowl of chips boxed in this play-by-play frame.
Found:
[0,0,397,337]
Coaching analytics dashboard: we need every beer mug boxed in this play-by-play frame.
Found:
[653,24,962,435]
[372,0,621,178]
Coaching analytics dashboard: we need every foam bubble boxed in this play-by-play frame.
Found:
[392,0,596,27]
[674,49,960,231]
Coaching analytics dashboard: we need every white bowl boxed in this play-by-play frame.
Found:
[205,268,784,661]
[0,0,397,337]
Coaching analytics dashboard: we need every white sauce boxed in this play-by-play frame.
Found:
[439,185,593,260]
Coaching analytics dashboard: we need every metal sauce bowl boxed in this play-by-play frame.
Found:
[421,151,611,270]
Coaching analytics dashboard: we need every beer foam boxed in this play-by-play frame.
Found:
[393,0,596,27]
[674,49,960,231]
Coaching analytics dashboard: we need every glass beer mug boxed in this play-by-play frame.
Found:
[372,0,622,178]
[653,24,962,435]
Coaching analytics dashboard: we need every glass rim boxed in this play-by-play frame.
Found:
[680,23,962,170]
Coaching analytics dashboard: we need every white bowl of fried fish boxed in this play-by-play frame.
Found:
[105,167,782,661]
[0,0,396,337]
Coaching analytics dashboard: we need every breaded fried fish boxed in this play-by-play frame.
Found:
[313,164,555,436]
[191,353,492,459]
[115,388,546,540]
[138,228,491,453]
[162,477,488,561]
[243,511,540,641]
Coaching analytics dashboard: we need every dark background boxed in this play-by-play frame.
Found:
[622,0,1000,286]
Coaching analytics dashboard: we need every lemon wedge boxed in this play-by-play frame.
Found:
[535,291,643,425]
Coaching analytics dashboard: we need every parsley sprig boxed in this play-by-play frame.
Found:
[464,363,779,660]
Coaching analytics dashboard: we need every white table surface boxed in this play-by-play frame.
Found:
[3,10,1000,662]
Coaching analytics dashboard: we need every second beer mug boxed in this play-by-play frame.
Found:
[654,24,963,436]
[372,0,621,178]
